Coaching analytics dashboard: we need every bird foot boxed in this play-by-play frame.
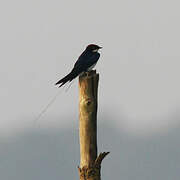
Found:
[84,71,91,77]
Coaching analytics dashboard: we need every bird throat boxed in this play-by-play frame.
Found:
[92,49,98,52]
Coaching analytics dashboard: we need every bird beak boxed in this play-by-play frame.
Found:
[99,46,102,49]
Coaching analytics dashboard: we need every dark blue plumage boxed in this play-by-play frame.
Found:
[55,44,102,87]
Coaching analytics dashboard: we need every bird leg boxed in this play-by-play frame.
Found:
[81,70,96,78]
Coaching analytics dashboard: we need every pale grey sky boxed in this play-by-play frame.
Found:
[1,0,180,179]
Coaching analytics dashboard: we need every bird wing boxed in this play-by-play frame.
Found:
[55,52,100,87]
[73,52,100,71]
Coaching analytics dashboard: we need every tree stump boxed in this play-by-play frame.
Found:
[78,70,109,180]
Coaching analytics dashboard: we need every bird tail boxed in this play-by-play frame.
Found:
[55,71,78,87]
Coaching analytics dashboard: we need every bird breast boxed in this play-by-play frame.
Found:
[87,63,97,71]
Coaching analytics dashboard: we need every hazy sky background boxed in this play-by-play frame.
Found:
[1,0,180,179]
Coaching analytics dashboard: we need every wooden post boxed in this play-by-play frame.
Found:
[78,70,109,180]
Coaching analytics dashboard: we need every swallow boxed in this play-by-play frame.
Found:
[55,44,102,87]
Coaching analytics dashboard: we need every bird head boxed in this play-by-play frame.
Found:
[86,44,102,52]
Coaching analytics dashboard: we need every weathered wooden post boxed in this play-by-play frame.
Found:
[78,70,109,180]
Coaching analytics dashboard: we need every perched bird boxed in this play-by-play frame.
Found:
[55,44,102,87]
